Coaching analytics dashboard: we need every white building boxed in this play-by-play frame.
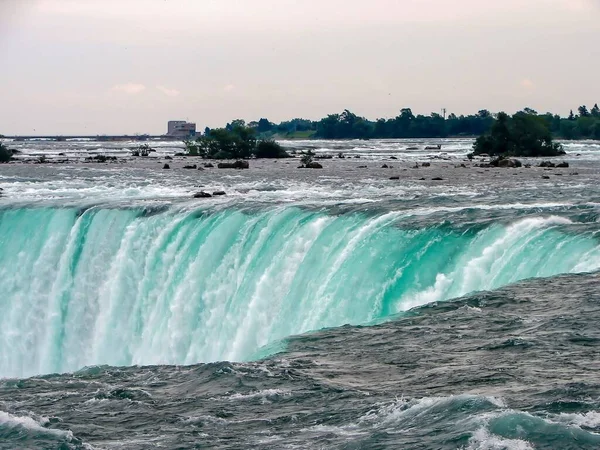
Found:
[167,121,196,138]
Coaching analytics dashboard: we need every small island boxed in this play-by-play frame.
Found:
[184,121,291,159]
[472,111,565,157]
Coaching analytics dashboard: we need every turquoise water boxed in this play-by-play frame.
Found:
[1,205,598,379]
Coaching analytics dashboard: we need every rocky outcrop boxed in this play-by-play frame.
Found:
[305,162,323,169]
[489,157,522,168]
[213,191,226,196]
[193,191,212,198]
[218,160,249,169]
[498,158,522,168]
[163,164,170,169]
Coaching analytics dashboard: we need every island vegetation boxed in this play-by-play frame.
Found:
[185,121,290,159]
[472,111,565,157]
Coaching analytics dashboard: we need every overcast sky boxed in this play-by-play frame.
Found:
[1,0,599,134]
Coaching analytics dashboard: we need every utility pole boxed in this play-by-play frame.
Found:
[442,108,447,120]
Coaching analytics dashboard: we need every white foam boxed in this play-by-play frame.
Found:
[0,410,73,440]
[466,427,534,450]
[228,389,291,402]
[299,424,366,438]
[360,395,506,427]
[556,411,600,429]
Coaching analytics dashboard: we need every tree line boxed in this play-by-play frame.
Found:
[231,104,600,140]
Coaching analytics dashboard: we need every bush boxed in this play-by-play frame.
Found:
[300,150,315,166]
[0,143,12,163]
[254,140,290,158]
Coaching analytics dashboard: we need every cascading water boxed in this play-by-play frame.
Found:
[0,205,599,379]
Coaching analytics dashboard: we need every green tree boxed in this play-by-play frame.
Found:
[576,116,596,137]
[257,118,273,133]
[186,125,256,159]
[578,105,590,117]
[226,119,246,131]
[592,122,600,140]
[591,103,600,118]
[559,120,579,140]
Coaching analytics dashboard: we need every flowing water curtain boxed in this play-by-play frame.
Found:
[1,206,599,378]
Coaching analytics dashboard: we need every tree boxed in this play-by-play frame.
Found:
[316,114,340,139]
[0,143,12,162]
[185,126,296,159]
[591,103,600,118]
[400,108,414,120]
[559,120,579,140]
[257,118,273,133]
[186,125,256,159]
[226,119,246,131]
[578,105,590,117]
[592,122,600,140]
[568,110,575,121]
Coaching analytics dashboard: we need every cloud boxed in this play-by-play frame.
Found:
[112,83,146,95]
[223,84,236,92]
[156,85,180,97]
[559,0,599,11]
[520,79,535,89]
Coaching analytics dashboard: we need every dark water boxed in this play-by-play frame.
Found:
[1,273,599,449]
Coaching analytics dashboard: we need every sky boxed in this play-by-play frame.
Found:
[1,0,599,135]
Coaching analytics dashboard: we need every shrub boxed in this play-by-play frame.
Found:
[300,150,315,166]
[254,140,290,158]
